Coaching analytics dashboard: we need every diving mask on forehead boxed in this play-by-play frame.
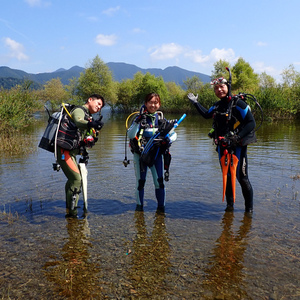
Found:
[210,77,228,86]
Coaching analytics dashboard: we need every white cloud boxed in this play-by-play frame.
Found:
[4,37,29,61]
[210,48,236,62]
[149,43,184,60]
[185,50,210,64]
[87,16,98,22]
[185,48,237,65]
[132,28,145,34]
[257,41,268,47]
[252,61,280,79]
[147,44,239,75]
[24,0,51,7]
[102,6,121,16]
[25,0,41,6]
[95,34,117,46]
[252,61,286,83]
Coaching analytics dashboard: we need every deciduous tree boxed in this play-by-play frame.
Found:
[232,58,259,91]
[77,55,117,106]
[41,78,69,110]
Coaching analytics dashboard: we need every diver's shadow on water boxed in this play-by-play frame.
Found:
[88,198,133,216]
[16,197,223,222]
[88,197,221,221]
[4,199,69,223]
[166,200,221,220]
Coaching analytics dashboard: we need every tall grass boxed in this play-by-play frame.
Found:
[0,82,41,154]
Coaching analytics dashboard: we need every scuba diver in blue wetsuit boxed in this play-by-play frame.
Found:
[127,93,177,213]
[188,71,256,214]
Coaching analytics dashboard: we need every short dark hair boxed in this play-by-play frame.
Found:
[145,93,161,105]
[86,94,105,106]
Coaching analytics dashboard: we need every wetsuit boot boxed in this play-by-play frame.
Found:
[241,178,253,214]
[136,179,145,211]
[66,187,79,218]
[155,188,165,213]
[225,176,234,212]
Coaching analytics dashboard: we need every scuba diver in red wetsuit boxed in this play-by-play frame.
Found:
[188,70,256,214]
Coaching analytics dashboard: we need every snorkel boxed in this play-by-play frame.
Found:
[225,67,234,121]
[225,67,232,101]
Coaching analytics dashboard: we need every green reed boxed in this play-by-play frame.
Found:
[0,83,41,154]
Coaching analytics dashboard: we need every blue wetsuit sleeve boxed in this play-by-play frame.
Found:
[127,121,140,139]
[193,102,214,119]
[235,100,256,139]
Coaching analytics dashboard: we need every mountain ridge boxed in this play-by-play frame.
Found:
[0,63,211,88]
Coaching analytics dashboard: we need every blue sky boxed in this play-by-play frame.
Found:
[1,0,299,82]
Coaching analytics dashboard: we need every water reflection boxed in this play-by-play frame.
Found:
[202,212,252,299]
[43,218,101,299]
[128,211,171,298]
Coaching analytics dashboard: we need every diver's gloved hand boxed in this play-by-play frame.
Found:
[84,135,95,148]
[225,132,240,146]
[187,93,198,104]
[159,119,175,137]
[136,114,148,129]
[228,134,240,145]
[135,113,145,122]
[88,119,104,130]
[162,136,172,146]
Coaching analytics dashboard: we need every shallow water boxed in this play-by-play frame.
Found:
[0,110,299,299]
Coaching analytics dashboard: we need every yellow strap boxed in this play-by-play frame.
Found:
[61,103,73,119]
[125,111,139,129]
[233,121,240,130]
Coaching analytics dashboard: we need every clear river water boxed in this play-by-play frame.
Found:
[0,109,299,299]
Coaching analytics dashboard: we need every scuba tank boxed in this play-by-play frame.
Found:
[38,108,62,153]
[38,103,83,153]
[39,104,83,172]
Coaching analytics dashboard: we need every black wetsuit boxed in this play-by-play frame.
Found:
[193,96,256,211]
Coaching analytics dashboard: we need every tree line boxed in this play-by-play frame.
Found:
[1,54,300,134]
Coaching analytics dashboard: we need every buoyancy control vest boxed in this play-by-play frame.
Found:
[210,95,257,146]
[129,111,164,154]
[39,104,86,153]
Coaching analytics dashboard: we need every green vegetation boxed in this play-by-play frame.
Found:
[1,55,300,153]
[0,80,42,153]
[3,55,300,118]
[0,80,40,130]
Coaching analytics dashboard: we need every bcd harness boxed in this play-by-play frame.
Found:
[39,103,98,171]
[209,93,263,147]
[124,110,175,181]
[129,111,164,154]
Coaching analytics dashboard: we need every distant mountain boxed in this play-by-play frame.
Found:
[0,77,41,89]
[106,62,211,85]
[0,63,211,89]
[0,65,85,89]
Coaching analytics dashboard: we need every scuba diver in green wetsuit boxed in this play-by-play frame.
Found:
[188,71,256,214]
[56,94,105,218]
[127,93,178,213]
